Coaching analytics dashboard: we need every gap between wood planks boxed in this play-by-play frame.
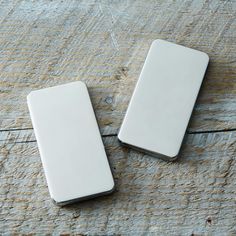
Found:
[0,127,236,144]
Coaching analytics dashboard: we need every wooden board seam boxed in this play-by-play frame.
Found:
[0,129,235,144]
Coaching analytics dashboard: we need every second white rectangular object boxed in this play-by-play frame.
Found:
[118,39,209,161]
[27,81,114,205]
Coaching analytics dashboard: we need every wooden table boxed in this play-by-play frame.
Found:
[0,0,235,235]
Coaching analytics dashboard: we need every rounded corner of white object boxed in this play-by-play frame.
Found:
[117,130,126,145]
[166,152,179,161]
[152,39,163,45]
[50,194,61,205]
[27,91,35,101]
[107,178,115,193]
[117,132,122,142]
[202,52,210,63]
[75,80,87,87]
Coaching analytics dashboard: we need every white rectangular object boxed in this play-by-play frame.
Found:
[27,81,114,205]
[118,39,209,161]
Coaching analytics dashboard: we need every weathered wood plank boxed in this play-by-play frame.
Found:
[0,130,235,235]
[0,0,236,234]
[0,0,235,134]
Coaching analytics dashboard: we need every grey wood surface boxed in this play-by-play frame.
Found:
[0,0,235,235]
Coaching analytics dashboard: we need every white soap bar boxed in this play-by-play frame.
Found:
[118,39,209,161]
[27,81,114,205]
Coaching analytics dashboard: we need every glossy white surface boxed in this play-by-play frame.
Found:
[27,81,114,204]
[118,39,209,160]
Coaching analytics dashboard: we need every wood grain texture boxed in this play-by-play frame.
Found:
[0,0,235,134]
[0,0,236,235]
[0,130,236,235]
